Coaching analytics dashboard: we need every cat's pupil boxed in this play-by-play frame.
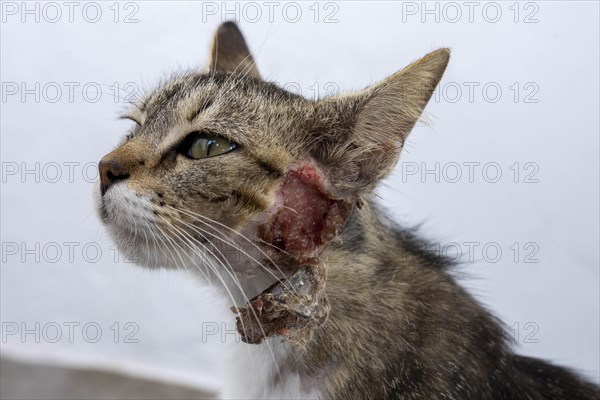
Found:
[190,137,210,158]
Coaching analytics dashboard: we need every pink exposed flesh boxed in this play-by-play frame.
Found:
[259,164,348,260]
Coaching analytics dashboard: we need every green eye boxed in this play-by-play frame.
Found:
[181,132,237,159]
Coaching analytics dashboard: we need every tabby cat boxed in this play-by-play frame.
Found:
[97,22,599,399]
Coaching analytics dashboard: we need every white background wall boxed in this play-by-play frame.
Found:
[1,1,598,391]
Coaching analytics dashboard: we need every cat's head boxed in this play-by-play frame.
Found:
[97,22,449,274]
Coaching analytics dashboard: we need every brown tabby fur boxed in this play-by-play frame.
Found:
[98,22,599,399]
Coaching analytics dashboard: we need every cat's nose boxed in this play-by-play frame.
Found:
[99,158,130,194]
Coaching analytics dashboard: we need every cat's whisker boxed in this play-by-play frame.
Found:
[138,217,160,268]
[169,206,290,282]
[162,216,287,365]
[140,221,154,267]
[158,216,277,362]
[171,206,293,292]
[155,220,193,275]
[169,204,292,257]
[91,89,135,104]
[143,217,185,272]
[128,213,144,265]
[157,215,234,299]
[174,218,247,294]
[177,214,286,285]
[175,216,295,304]
[167,215,248,294]
[170,206,265,253]
[95,82,149,105]
[162,227,268,372]
[165,226,253,336]
[156,215,230,297]
[148,222,165,268]
[157,216,243,301]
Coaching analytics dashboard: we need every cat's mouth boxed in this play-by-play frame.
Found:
[97,183,154,229]
[97,181,261,280]
[96,183,188,269]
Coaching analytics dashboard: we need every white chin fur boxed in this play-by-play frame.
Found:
[96,183,321,399]
[98,183,206,271]
[96,183,271,298]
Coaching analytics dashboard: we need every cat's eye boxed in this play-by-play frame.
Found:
[125,122,141,141]
[179,132,237,159]
[132,122,142,135]
[121,117,142,141]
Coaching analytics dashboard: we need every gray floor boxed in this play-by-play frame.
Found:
[0,357,215,400]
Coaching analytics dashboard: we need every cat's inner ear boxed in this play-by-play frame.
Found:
[206,22,260,79]
[314,48,450,196]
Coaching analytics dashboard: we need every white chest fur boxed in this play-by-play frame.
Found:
[220,338,322,400]
[214,241,323,400]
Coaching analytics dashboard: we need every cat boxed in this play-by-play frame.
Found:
[97,22,599,399]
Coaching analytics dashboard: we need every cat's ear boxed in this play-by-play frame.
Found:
[206,22,260,79]
[314,48,450,196]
